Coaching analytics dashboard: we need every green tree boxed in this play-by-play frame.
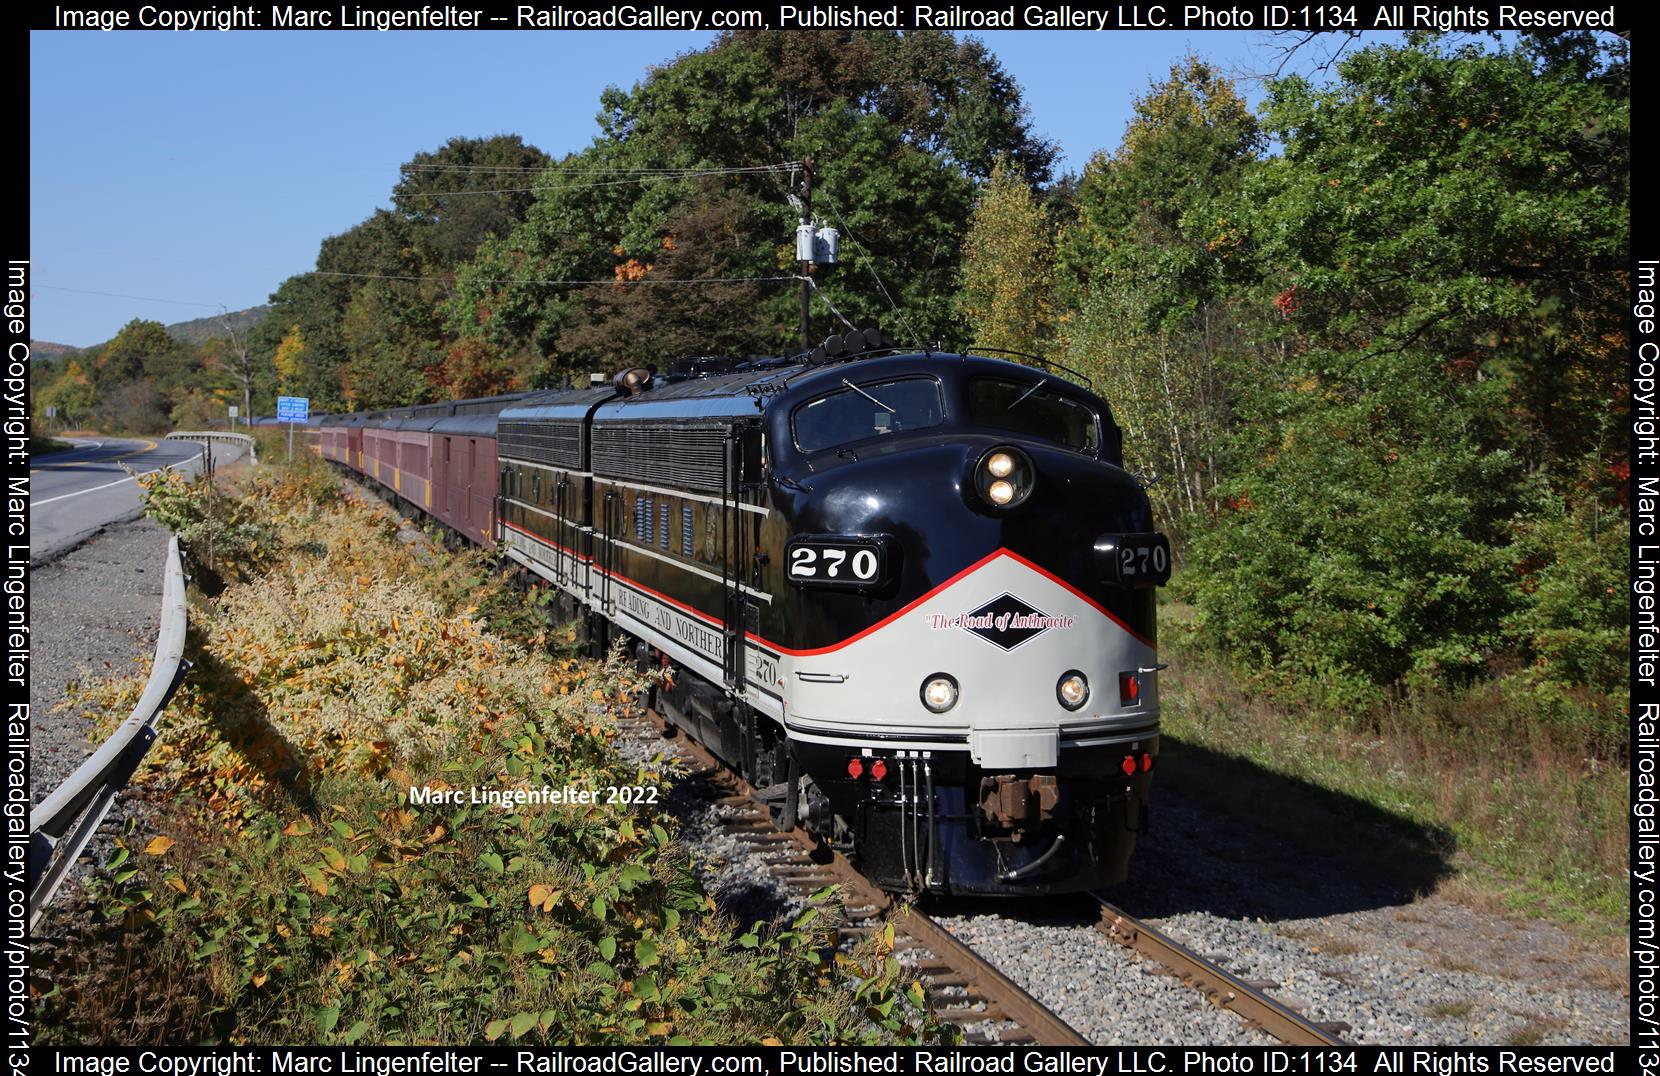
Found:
[170,387,230,430]
[1058,58,1264,533]
[392,135,552,272]
[340,279,438,409]
[93,319,175,388]
[452,30,1050,370]
[1189,32,1629,717]
[958,157,1054,357]
[1252,33,1628,481]
[39,358,98,424]
[250,209,425,412]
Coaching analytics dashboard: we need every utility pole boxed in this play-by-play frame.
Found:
[799,156,813,353]
[218,306,254,425]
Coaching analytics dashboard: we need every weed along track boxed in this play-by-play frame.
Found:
[35,465,965,1046]
[611,709,1089,1046]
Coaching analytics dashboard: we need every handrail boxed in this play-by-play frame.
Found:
[28,536,191,928]
[166,430,257,464]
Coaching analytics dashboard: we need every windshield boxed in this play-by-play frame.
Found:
[965,377,1100,455]
[792,377,945,454]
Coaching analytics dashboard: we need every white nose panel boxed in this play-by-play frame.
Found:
[784,549,1156,743]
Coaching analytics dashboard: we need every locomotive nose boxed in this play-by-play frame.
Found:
[954,436,1152,526]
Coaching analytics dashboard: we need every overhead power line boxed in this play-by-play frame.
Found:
[35,283,223,309]
[400,167,799,198]
[398,161,800,176]
[805,276,859,333]
[311,270,800,288]
[816,189,923,351]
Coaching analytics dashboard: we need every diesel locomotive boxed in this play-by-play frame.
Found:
[319,335,1170,896]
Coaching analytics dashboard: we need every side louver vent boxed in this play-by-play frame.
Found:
[592,424,727,493]
[499,421,583,470]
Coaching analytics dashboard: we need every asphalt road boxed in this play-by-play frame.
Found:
[30,437,211,564]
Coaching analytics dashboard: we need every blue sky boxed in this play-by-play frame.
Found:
[29,29,1351,347]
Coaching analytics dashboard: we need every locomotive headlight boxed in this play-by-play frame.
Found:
[975,446,1033,509]
[921,673,960,713]
[1057,671,1090,711]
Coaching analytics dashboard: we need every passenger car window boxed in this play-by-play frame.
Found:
[965,377,1100,455]
[793,377,944,453]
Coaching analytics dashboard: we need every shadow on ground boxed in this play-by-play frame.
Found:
[926,733,1454,926]
[1104,733,1454,921]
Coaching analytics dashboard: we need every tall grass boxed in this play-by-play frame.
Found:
[1159,618,1628,932]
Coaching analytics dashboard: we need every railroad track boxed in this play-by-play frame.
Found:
[615,710,1088,1046]
[614,707,1350,1047]
[1092,897,1352,1046]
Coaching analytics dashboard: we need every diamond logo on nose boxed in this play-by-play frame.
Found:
[959,592,1061,652]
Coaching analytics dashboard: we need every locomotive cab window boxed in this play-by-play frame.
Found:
[792,377,944,454]
[965,377,1101,455]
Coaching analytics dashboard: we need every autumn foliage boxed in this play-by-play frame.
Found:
[35,465,945,1045]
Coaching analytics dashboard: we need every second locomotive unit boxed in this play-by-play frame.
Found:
[486,336,1170,896]
[320,334,1170,895]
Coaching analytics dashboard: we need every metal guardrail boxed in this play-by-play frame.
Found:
[28,536,191,929]
[166,430,257,465]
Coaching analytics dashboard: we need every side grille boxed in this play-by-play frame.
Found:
[499,420,583,469]
[592,424,727,493]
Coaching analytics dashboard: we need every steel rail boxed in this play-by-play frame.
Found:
[632,708,1088,1045]
[894,904,1090,1046]
[1093,896,1350,1046]
[28,536,191,928]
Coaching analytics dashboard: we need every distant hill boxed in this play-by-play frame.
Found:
[29,341,79,360]
[164,305,270,346]
[50,305,272,356]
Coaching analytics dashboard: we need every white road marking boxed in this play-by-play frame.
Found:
[32,451,203,506]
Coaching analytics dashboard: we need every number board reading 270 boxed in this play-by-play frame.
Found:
[785,535,890,591]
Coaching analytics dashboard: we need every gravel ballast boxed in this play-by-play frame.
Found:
[619,712,1628,1046]
[931,786,1628,1046]
[29,516,174,805]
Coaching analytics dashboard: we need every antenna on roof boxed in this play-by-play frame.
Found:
[965,345,1094,389]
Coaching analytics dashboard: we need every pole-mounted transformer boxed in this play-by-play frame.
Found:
[797,222,839,265]
[795,155,839,351]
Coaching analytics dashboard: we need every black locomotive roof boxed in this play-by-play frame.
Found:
[584,351,1106,425]
[591,365,786,424]
[498,385,625,424]
[778,351,1097,403]
[325,352,1106,430]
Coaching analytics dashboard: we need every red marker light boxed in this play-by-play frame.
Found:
[1140,753,1154,773]
[1121,755,1137,776]
[870,759,888,781]
[847,758,864,779]
[1119,673,1140,704]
